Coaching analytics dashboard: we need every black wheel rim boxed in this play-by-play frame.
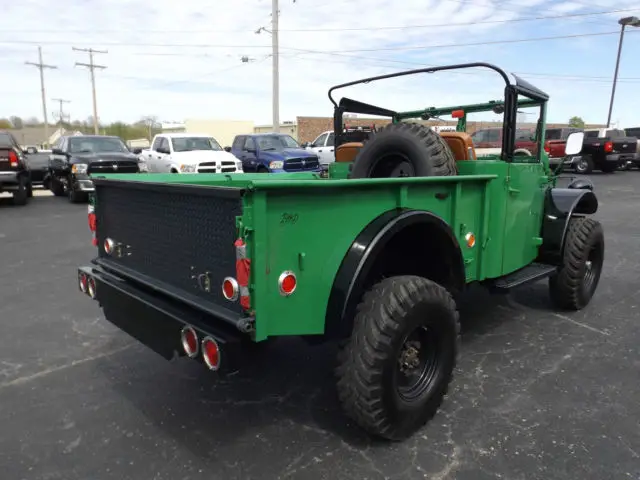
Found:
[582,242,603,297]
[369,152,415,178]
[395,326,439,402]
[576,159,588,173]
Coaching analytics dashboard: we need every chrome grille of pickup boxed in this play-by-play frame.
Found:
[283,157,319,172]
[95,182,244,313]
[88,161,139,175]
[197,160,238,173]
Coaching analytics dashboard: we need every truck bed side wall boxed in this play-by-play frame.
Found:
[246,175,499,340]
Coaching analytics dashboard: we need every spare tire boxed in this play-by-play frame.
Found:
[349,122,457,179]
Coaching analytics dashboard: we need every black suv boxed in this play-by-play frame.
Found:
[0,130,33,206]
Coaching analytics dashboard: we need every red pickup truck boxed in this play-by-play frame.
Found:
[543,127,583,167]
[470,127,538,156]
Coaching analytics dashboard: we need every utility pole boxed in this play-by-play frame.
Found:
[52,98,70,133]
[72,47,107,134]
[25,46,57,147]
[272,0,280,133]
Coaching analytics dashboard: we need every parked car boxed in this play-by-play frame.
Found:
[140,133,243,174]
[543,127,583,168]
[470,127,538,156]
[624,127,640,169]
[305,126,377,169]
[573,128,637,174]
[25,149,52,187]
[0,130,33,205]
[77,61,601,442]
[229,133,321,173]
[46,135,148,203]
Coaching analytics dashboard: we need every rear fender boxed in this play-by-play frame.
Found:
[324,209,465,340]
[537,187,598,264]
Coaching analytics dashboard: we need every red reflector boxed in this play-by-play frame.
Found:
[8,151,18,167]
[222,277,238,301]
[180,326,199,358]
[87,277,96,299]
[278,271,297,296]
[604,141,613,153]
[88,212,97,232]
[104,238,114,255]
[451,109,464,119]
[201,337,221,371]
[544,146,550,153]
[79,273,88,293]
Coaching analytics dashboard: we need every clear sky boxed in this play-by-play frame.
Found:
[2,0,639,127]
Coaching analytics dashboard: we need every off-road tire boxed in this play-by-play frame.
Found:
[574,156,593,174]
[336,275,460,441]
[549,217,604,310]
[349,123,457,179]
[11,177,29,206]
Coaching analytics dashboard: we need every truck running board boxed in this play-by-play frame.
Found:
[489,263,558,292]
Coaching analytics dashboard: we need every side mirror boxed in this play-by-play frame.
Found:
[564,131,584,156]
[246,148,256,153]
[301,142,309,148]
[224,146,231,152]
[51,148,65,155]
[132,148,142,154]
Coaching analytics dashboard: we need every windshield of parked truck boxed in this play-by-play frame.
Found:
[171,136,223,152]
[625,128,640,138]
[69,136,128,153]
[257,135,299,151]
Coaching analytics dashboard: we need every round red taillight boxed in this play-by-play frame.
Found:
[87,277,96,299]
[79,273,88,293]
[222,277,239,301]
[104,238,115,255]
[278,271,297,296]
[180,326,199,358]
[201,337,221,371]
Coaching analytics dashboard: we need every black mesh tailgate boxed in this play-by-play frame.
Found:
[94,180,244,314]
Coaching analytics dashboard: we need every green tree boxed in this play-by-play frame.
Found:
[9,116,23,129]
[568,116,585,128]
[0,118,13,129]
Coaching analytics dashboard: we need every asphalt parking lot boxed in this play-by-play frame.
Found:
[1,173,639,480]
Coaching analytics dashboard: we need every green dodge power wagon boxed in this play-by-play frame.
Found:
[78,62,603,441]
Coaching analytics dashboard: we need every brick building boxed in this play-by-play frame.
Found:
[294,116,605,144]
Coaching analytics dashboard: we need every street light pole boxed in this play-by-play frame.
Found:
[606,16,640,128]
[271,0,280,133]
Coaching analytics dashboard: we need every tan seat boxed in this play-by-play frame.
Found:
[439,131,476,161]
[335,142,364,163]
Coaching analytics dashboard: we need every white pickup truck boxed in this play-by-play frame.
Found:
[140,133,244,174]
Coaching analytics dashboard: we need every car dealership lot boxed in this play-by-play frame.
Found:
[0,174,639,480]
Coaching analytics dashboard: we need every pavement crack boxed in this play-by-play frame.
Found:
[551,313,610,336]
[0,343,135,389]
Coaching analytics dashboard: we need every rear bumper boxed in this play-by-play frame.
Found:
[0,171,22,190]
[606,153,635,164]
[78,264,251,369]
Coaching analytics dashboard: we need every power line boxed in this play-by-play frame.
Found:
[24,46,57,146]
[51,98,70,130]
[4,8,636,33]
[2,27,637,52]
[73,47,107,134]
[297,29,640,53]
